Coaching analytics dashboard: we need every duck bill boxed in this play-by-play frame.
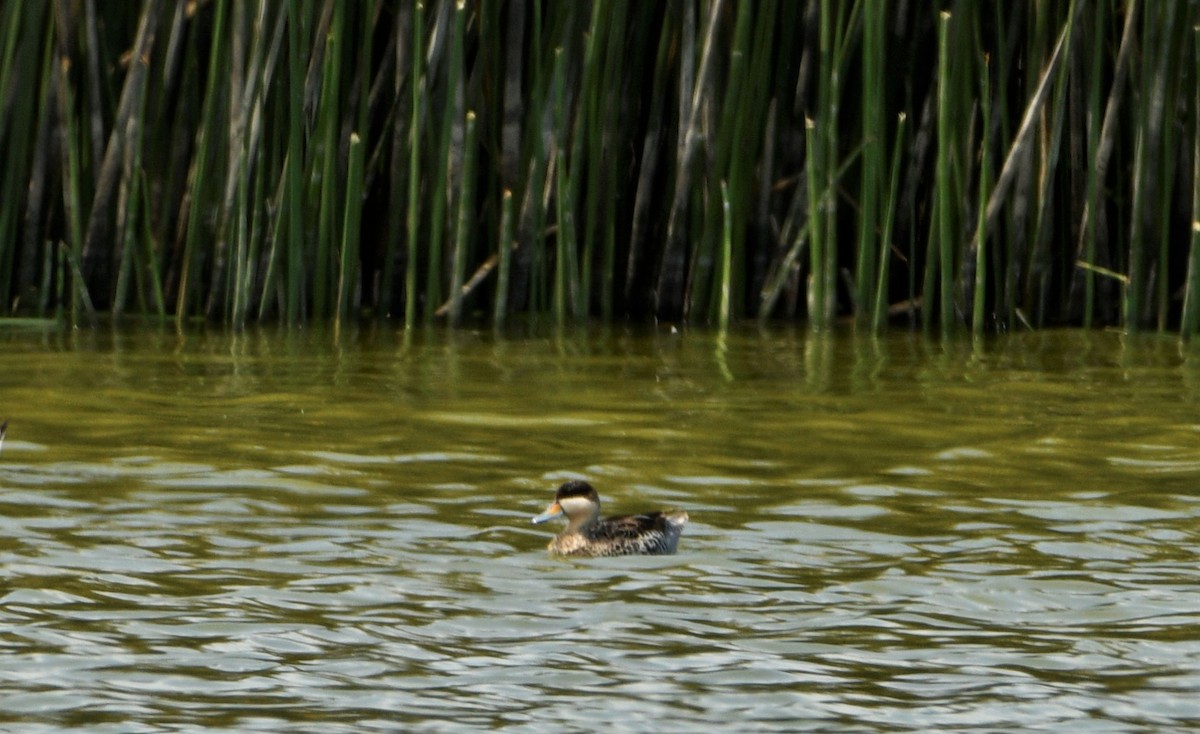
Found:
[531,501,563,524]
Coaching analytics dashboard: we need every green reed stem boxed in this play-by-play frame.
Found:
[935,11,955,330]
[313,2,344,319]
[972,59,992,335]
[404,1,424,329]
[56,61,85,323]
[856,0,886,322]
[872,113,907,332]
[230,145,250,326]
[337,132,364,319]
[551,46,570,326]
[805,118,825,327]
[576,4,602,321]
[60,240,96,322]
[113,117,145,318]
[494,189,514,328]
[1183,26,1200,337]
[719,180,732,332]
[425,0,466,321]
[1152,3,1185,331]
[1080,1,1106,329]
[812,0,838,329]
[282,0,305,324]
[139,169,165,317]
[448,112,476,325]
[379,9,404,320]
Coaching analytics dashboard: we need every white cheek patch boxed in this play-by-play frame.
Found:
[558,496,594,516]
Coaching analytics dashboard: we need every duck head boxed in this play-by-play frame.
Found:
[531,480,601,527]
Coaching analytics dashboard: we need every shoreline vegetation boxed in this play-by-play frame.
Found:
[0,1,1198,334]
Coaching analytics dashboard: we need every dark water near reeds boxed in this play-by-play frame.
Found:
[2,322,1200,732]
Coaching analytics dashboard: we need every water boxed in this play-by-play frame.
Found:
[2,323,1200,732]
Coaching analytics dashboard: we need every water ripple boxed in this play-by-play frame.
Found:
[2,329,1200,731]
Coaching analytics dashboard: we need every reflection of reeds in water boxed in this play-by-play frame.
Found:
[0,2,1198,334]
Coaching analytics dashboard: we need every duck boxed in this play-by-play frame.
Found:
[531,480,688,557]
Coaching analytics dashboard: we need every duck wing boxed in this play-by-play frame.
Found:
[589,513,668,541]
[587,511,688,555]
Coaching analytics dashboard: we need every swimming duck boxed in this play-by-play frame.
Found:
[531,480,688,557]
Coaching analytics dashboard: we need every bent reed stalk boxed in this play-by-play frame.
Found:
[0,1,1199,335]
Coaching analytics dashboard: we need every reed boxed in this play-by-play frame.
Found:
[718,180,732,332]
[1078,1,1106,330]
[337,132,365,320]
[56,49,86,323]
[280,0,305,324]
[493,189,514,328]
[311,1,342,320]
[972,61,992,336]
[447,112,476,325]
[871,113,906,332]
[1187,25,1200,337]
[805,118,827,327]
[855,0,886,324]
[933,11,954,330]
[0,3,34,310]
[550,46,576,327]
[403,1,424,329]
[173,25,212,327]
[423,0,467,322]
[0,1,1197,335]
[807,0,837,329]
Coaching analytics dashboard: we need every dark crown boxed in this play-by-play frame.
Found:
[555,480,597,500]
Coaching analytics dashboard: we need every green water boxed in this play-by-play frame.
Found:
[2,324,1200,732]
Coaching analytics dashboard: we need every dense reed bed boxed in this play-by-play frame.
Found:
[0,1,1198,333]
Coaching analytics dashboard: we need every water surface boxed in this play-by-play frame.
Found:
[2,324,1199,732]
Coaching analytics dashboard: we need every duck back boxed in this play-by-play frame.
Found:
[551,510,689,557]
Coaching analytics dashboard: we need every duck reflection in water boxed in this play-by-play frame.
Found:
[531,480,688,557]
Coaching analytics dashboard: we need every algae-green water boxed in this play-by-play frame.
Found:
[1,325,1199,731]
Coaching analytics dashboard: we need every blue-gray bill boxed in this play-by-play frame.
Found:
[531,501,563,524]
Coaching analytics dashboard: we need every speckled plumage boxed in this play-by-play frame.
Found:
[532,480,688,557]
